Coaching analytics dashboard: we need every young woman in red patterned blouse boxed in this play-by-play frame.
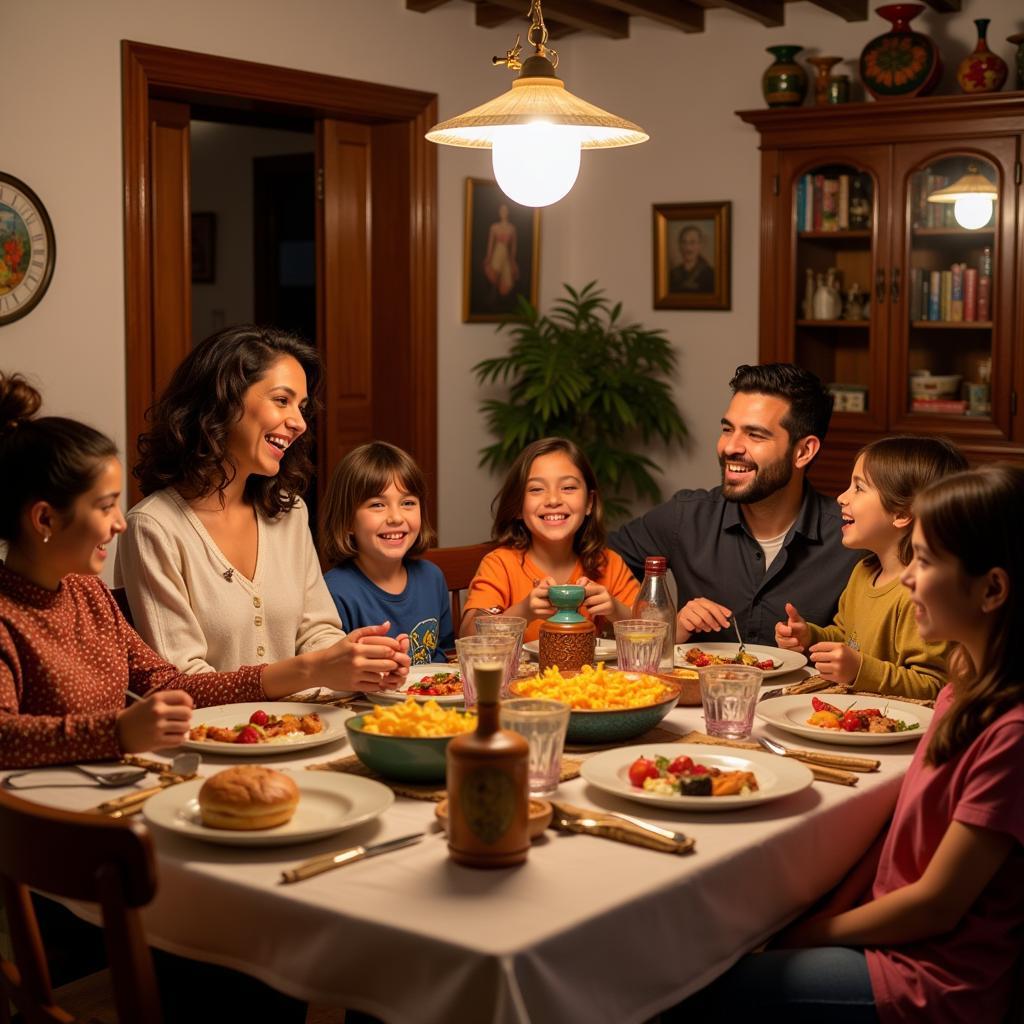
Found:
[0,372,387,769]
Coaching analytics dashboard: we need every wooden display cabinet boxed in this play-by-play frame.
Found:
[739,94,1024,495]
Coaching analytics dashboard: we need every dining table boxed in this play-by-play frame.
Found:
[5,682,920,1024]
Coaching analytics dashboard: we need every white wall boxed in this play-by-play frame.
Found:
[3,0,1019,559]
[190,121,316,341]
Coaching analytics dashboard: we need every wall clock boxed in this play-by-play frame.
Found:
[0,172,56,326]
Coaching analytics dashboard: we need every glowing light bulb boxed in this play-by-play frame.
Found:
[490,123,581,208]
[953,195,993,230]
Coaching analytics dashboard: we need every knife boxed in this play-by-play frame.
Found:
[280,832,425,884]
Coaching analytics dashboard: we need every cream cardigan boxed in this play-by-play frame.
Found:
[114,489,344,673]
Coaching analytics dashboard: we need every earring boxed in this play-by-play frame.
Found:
[42,533,50,544]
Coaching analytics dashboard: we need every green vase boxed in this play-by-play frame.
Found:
[763,46,808,108]
[1009,34,1024,91]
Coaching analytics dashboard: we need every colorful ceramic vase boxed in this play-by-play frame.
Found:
[1008,33,1024,91]
[859,4,941,100]
[807,56,842,105]
[762,46,808,108]
[958,20,1007,93]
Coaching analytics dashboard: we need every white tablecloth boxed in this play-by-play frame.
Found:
[9,701,914,1024]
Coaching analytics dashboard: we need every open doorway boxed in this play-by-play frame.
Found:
[122,41,438,521]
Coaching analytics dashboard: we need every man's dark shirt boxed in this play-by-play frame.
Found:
[609,485,864,648]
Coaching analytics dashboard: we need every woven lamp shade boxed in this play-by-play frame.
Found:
[426,77,648,149]
[927,169,997,203]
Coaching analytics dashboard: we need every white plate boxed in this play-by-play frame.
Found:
[366,663,465,706]
[756,694,933,746]
[523,638,618,662]
[143,771,394,846]
[182,702,349,755]
[674,642,807,678]
[581,742,813,811]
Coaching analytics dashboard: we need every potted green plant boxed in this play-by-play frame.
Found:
[474,282,688,520]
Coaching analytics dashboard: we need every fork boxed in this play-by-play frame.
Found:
[551,809,695,854]
[732,617,746,657]
[550,801,687,844]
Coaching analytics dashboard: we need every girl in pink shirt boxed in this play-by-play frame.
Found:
[674,464,1024,1023]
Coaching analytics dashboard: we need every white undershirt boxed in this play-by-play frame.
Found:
[757,525,793,570]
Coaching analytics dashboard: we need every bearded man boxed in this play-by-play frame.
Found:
[610,363,861,647]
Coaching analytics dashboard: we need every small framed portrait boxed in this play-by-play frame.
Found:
[653,201,731,311]
[191,212,216,284]
[463,178,540,323]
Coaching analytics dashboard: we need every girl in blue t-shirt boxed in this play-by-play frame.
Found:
[320,442,453,663]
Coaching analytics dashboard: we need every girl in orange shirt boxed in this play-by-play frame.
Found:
[461,437,639,641]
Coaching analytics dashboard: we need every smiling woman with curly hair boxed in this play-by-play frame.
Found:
[114,324,410,690]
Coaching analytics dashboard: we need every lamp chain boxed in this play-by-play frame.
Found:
[492,0,558,72]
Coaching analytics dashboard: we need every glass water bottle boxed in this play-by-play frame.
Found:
[631,556,675,670]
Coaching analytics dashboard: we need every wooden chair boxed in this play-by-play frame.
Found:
[422,542,495,629]
[0,789,161,1023]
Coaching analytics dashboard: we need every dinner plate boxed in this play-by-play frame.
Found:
[523,638,618,662]
[581,742,813,811]
[756,694,933,746]
[365,663,465,706]
[673,642,807,678]
[143,772,394,847]
[182,702,349,754]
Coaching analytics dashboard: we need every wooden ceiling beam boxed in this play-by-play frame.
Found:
[922,0,960,10]
[482,0,630,39]
[406,0,454,11]
[546,20,581,39]
[805,0,867,20]
[714,0,784,26]
[599,0,704,33]
[473,2,518,29]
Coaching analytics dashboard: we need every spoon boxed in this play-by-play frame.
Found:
[758,735,789,757]
[73,764,148,787]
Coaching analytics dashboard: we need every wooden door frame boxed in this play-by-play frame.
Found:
[121,41,438,513]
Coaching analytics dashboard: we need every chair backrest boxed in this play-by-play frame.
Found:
[0,789,161,1024]
[421,542,495,628]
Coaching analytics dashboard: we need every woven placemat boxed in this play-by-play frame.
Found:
[564,724,687,755]
[307,755,582,802]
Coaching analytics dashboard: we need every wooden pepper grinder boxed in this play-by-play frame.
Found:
[538,584,597,672]
[446,663,530,868]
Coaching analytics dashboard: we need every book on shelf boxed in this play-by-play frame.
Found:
[822,178,839,231]
[950,263,963,322]
[928,270,941,321]
[978,275,991,321]
[964,267,978,322]
[911,398,967,414]
[909,268,922,322]
[838,174,850,230]
[940,270,952,321]
[803,175,814,231]
[813,174,824,230]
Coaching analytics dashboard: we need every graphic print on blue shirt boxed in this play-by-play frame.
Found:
[323,559,454,663]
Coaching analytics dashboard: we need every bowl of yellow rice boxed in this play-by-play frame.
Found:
[510,665,681,744]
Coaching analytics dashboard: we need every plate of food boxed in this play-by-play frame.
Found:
[674,642,807,678]
[581,742,813,811]
[756,694,933,746]
[143,765,394,847]
[365,663,465,706]
[182,702,349,753]
[523,638,618,662]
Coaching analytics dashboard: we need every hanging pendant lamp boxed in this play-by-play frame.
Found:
[426,0,648,208]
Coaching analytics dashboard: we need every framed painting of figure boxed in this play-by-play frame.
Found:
[463,178,540,323]
[653,201,731,310]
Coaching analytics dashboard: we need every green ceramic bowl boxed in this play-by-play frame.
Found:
[345,712,470,783]
[510,677,682,745]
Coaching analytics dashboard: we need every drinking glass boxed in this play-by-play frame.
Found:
[473,615,527,674]
[699,665,762,740]
[613,619,669,673]
[499,698,570,797]
[456,635,517,705]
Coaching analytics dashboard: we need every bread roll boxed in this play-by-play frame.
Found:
[198,765,299,830]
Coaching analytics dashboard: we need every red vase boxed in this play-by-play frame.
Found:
[957,19,1008,93]
[860,4,942,100]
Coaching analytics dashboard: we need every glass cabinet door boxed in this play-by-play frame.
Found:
[893,140,1016,438]
[781,147,890,431]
